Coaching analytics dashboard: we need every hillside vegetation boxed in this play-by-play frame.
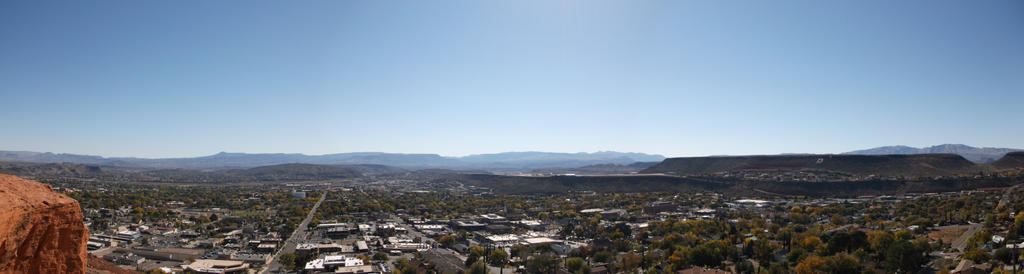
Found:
[993,152,1024,170]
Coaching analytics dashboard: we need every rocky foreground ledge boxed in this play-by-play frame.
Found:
[0,174,88,273]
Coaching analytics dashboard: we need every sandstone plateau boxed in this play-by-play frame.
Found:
[0,174,88,273]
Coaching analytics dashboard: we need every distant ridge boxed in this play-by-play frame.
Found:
[992,152,1024,170]
[0,161,402,183]
[641,154,987,177]
[844,144,1022,163]
[531,162,660,175]
[0,150,664,172]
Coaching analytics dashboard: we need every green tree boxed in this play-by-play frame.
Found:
[488,249,509,270]
[593,251,613,263]
[372,251,388,262]
[963,248,991,263]
[439,234,456,247]
[735,260,755,274]
[566,257,586,273]
[822,253,860,274]
[395,258,412,270]
[466,245,486,266]
[868,230,895,254]
[786,248,807,266]
[752,239,777,267]
[469,260,488,274]
[470,245,487,257]
[1010,212,1024,240]
[280,252,296,270]
[526,254,557,274]
[994,247,1016,265]
[884,241,927,273]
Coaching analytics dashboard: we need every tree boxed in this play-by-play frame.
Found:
[667,248,690,269]
[985,213,996,228]
[799,236,823,252]
[526,254,558,274]
[786,248,807,266]
[885,240,928,273]
[823,253,861,274]
[1010,213,1024,240]
[826,231,867,255]
[994,247,1015,265]
[372,251,388,262]
[623,253,642,271]
[566,257,586,273]
[469,260,489,274]
[488,249,509,273]
[466,245,486,266]
[964,248,991,263]
[966,229,992,247]
[439,234,456,247]
[280,253,296,270]
[767,262,789,274]
[735,260,755,274]
[396,258,412,270]
[470,245,487,257]
[752,239,778,267]
[594,251,613,263]
[868,230,895,254]
[511,244,533,260]
[794,255,826,274]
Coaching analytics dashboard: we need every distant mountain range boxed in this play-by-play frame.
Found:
[1,144,1016,173]
[0,150,665,171]
[844,144,1022,163]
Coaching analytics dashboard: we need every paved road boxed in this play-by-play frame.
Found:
[998,183,1021,208]
[944,184,1020,253]
[261,192,327,273]
[952,223,983,252]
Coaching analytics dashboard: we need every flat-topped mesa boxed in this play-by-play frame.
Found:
[641,154,985,177]
[0,174,88,274]
[993,152,1024,170]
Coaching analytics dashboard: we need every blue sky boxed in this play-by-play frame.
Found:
[1,1,1022,158]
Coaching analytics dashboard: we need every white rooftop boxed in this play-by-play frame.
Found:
[523,237,560,245]
[485,234,519,242]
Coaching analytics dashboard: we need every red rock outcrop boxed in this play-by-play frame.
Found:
[0,174,88,274]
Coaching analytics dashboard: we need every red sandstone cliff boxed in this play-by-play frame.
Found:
[0,174,88,274]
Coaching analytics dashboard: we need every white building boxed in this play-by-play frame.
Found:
[304,255,365,272]
[183,259,249,274]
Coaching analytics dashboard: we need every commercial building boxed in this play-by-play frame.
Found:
[183,259,249,274]
[303,255,365,272]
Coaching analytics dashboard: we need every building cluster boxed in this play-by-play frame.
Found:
[73,177,1024,274]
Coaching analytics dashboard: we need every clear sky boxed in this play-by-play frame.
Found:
[1,1,1022,158]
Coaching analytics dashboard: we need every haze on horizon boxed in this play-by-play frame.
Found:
[2,1,1022,158]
